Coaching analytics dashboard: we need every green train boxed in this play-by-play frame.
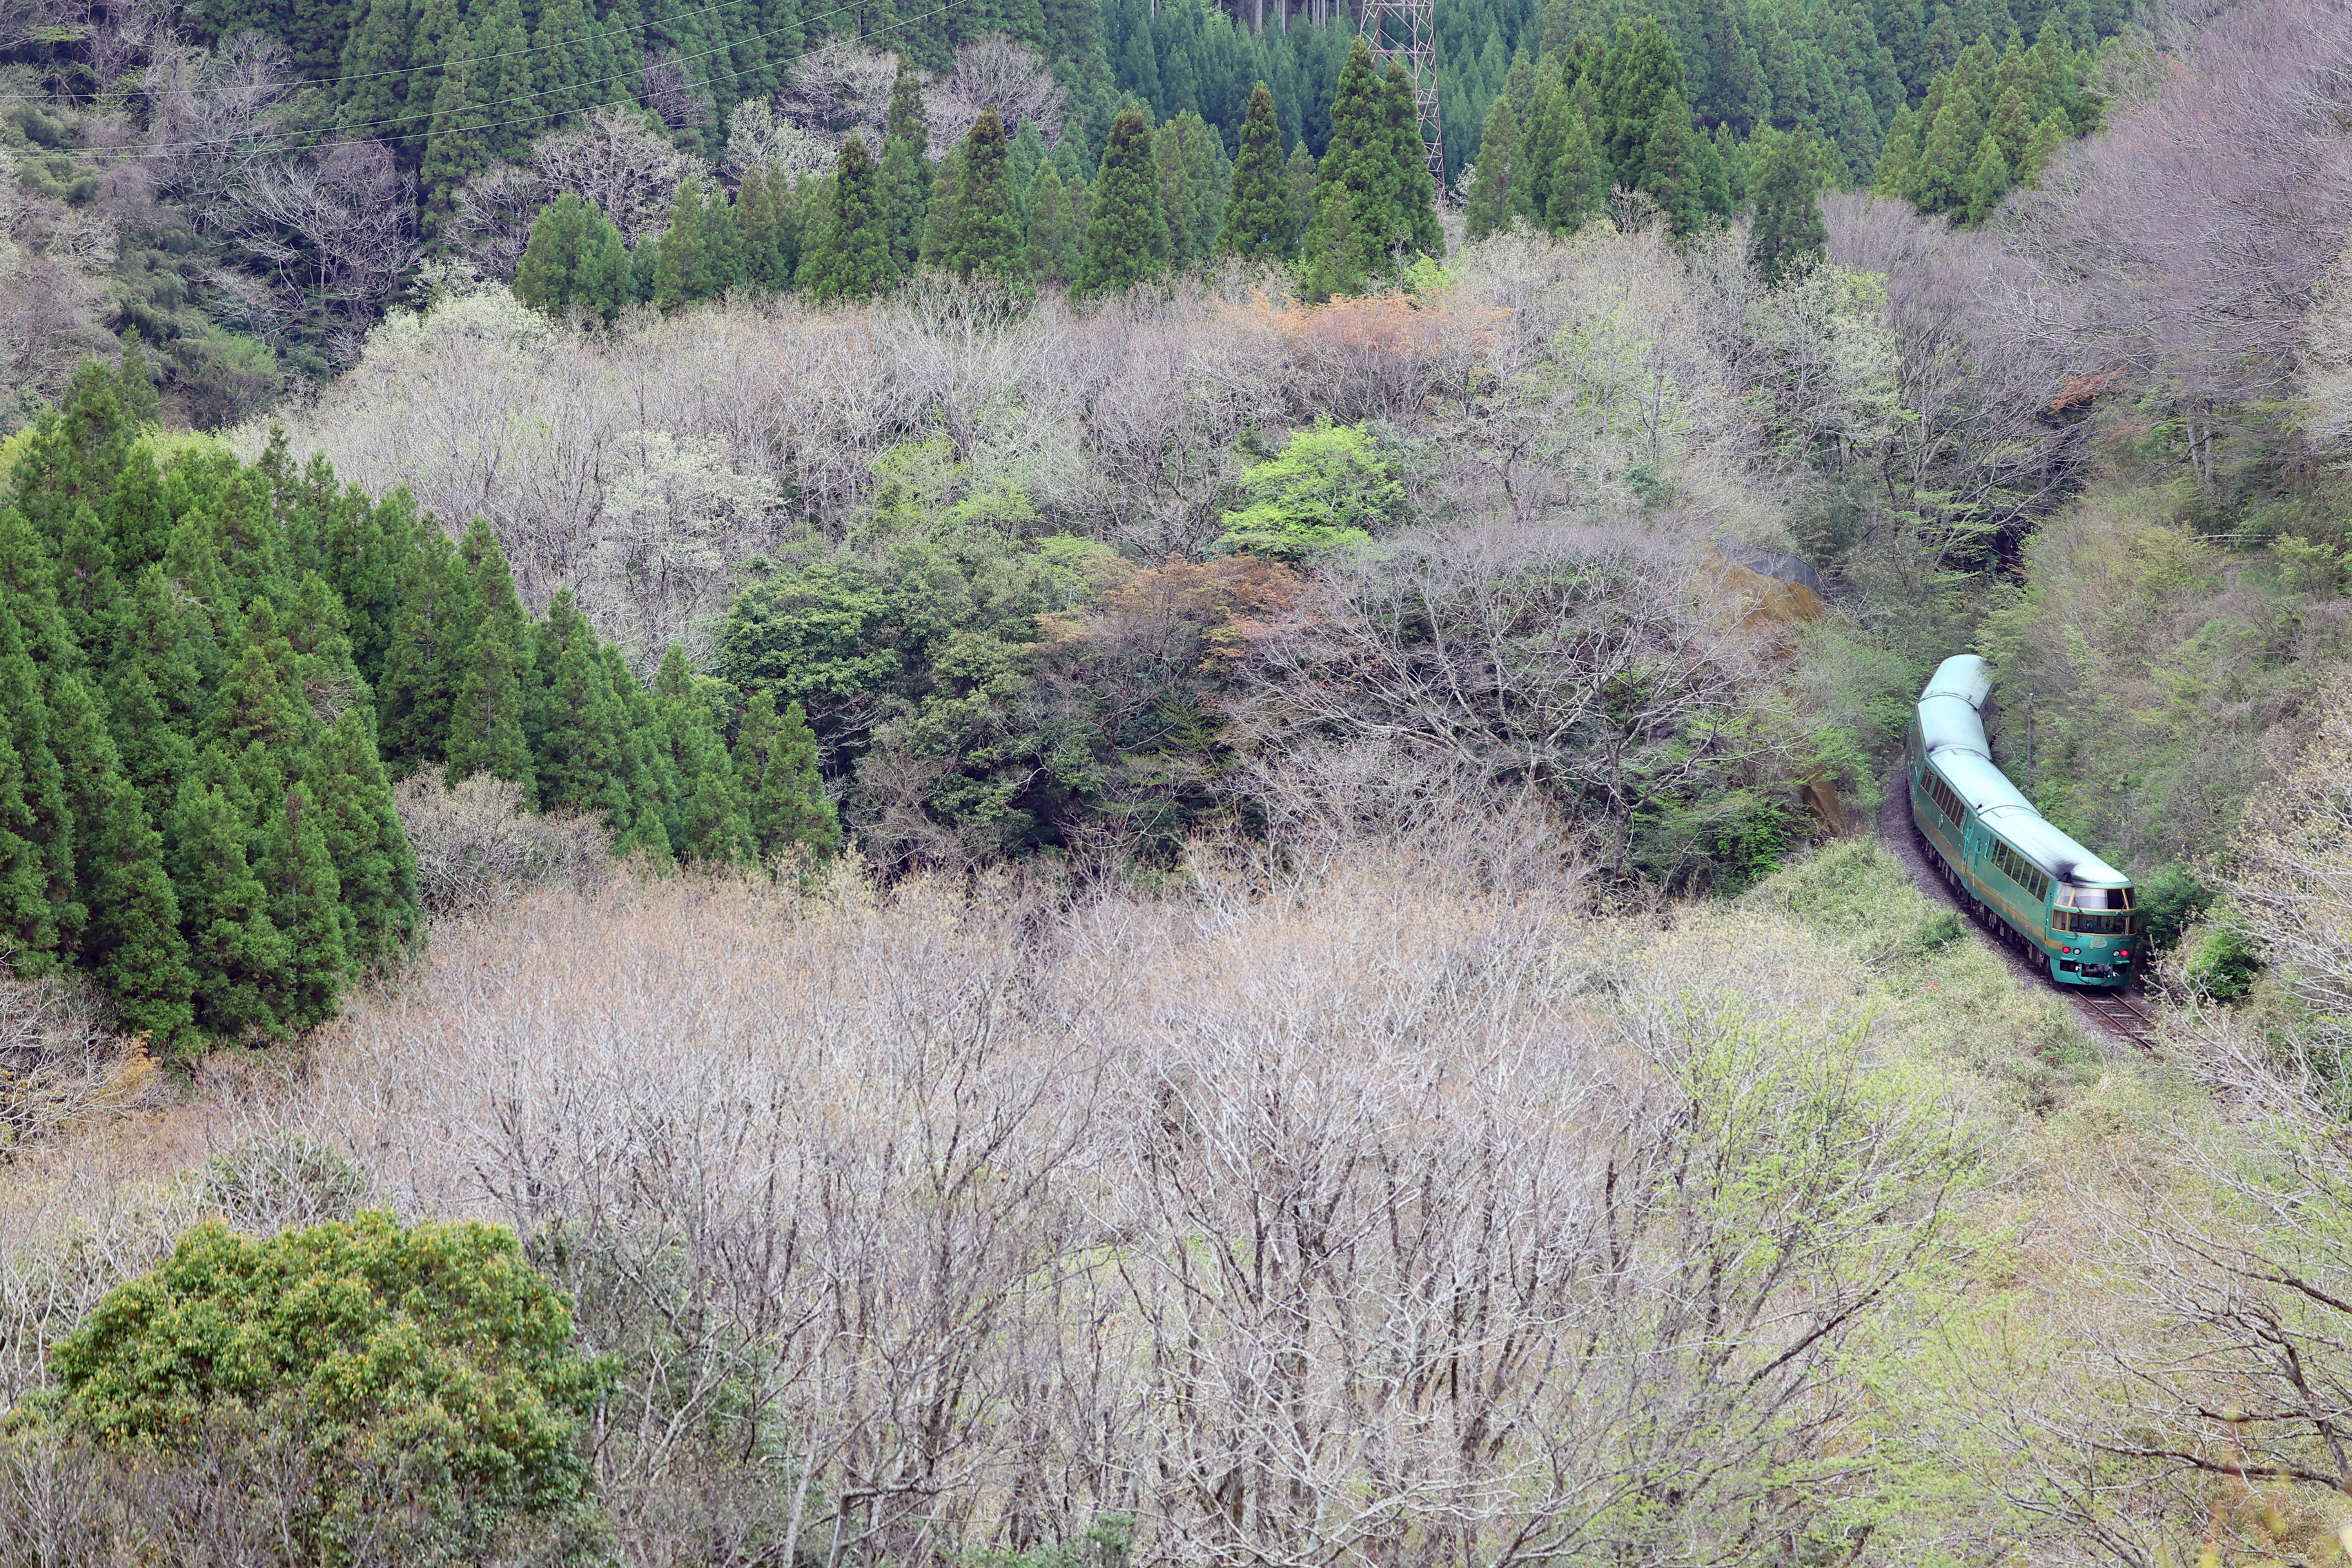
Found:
[1905,655,2137,987]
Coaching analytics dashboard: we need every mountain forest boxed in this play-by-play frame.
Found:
[8,0,2352,1563]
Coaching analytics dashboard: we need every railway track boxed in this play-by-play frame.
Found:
[2072,987,2160,1054]
[1879,774,2165,1057]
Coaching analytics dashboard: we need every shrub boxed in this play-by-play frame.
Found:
[394,774,610,918]
[2183,919,2262,1003]
[1211,418,1405,562]
[20,1212,614,1562]
[201,1131,370,1234]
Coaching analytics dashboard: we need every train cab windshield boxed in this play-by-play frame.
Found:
[2054,884,2136,935]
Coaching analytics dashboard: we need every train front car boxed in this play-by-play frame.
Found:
[1906,654,2137,988]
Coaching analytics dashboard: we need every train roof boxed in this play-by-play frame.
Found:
[1916,655,2130,888]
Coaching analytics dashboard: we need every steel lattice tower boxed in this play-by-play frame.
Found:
[1357,0,1443,194]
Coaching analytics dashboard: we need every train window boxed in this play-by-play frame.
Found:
[2059,886,2131,911]
[2057,910,2131,935]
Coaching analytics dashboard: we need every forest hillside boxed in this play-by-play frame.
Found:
[7,0,2352,1564]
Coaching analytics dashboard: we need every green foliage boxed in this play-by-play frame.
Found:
[1462,93,1519,241]
[2135,863,2216,953]
[1874,23,2097,223]
[1747,127,1827,283]
[935,110,1027,283]
[1024,162,1086,286]
[733,688,840,864]
[26,1212,613,1559]
[1212,418,1403,561]
[1077,109,1170,296]
[800,135,893,305]
[1300,38,1439,294]
[1219,83,1296,261]
[2185,918,2262,1003]
[516,194,632,324]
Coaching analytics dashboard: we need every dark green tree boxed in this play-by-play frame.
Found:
[1911,80,1981,214]
[1635,88,1702,236]
[514,194,631,322]
[376,526,479,774]
[1024,162,1085,285]
[1595,16,1687,185]
[255,780,348,1033]
[467,0,533,158]
[799,135,893,304]
[168,765,291,1042]
[418,24,491,237]
[532,0,600,127]
[1963,129,2010,224]
[525,590,641,836]
[652,647,750,864]
[1381,62,1442,256]
[1077,108,1171,295]
[880,56,934,279]
[936,110,1027,281]
[1546,102,1606,233]
[444,521,534,792]
[1218,83,1296,260]
[338,0,414,152]
[1747,128,1826,283]
[1462,92,1519,241]
[732,689,840,864]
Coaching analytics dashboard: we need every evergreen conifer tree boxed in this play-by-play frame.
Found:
[1747,128,1827,283]
[919,140,966,270]
[799,135,893,304]
[1382,63,1441,256]
[938,110,1026,281]
[404,0,462,171]
[880,56,934,279]
[1963,130,2009,224]
[445,521,535,791]
[525,590,641,833]
[1512,70,1565,227]
[515,193,588,314]
[533,0,598,127]
[1217,82,1296,260]
[76,765,194,1049]
[653,179,708,310]
[468,0,534,157]
[653,647,750,864]
[168,762,290,1043]
[256,780,347,1033]
[1872,105,1919,197]
[733,689,839,864]
[376,526,480,774]
[419,23,492,236]
[1024,163,1083,285]
[1010,117,1047,212]
[305,707,420,973]
[1302,37,1401,294]
[339,0,414,147]
[737,168,788,292]
[1911,80,1980,214]
[1546,103,1605,233]
[1462,93,1518,241]
[2018,109,2068,185]
[1595,16,1687,185]
[1989,81,2034,169]
[1077,109,1170,296]
[1636,89,1702,235]
[0,710,53,973]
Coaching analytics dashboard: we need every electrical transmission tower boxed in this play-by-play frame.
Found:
[1357,0,1443,194]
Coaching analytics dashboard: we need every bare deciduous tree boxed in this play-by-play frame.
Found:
[929,35,1065,149]
[532,103,704,245]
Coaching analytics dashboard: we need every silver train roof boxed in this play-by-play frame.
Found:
[1916,654,2129,888]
